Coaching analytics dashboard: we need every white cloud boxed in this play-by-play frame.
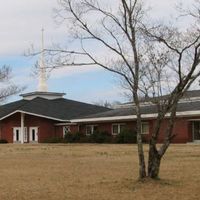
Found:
[0,0,65,56]
[0,0,194,56]
[0,0,196,103]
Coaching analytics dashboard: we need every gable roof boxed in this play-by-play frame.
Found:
[0,97,111,121]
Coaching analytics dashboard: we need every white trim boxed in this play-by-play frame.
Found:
[0,110,67,122]
[13,127,21,143]
[63,126,71,137]
[55,123,76,126]
[174,110,200,117]
[20,113,24,144]
[3,108,200,125]
[141,122,149,135]
[188,119,200,121]
[29,127,39,143]
[0,111,19,121]
[13,127,27,143]
[192,121,200,141]
[72,110,200,123]
[112,123,126,135]
[24,127,28,143]
[85,125,98,135]
[72,115,137,123]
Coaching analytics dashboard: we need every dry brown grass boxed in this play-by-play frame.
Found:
[0,144,199,200]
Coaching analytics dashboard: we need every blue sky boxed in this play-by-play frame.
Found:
[0,0,195,104]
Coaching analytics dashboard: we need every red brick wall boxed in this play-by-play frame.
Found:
[0,112,194,143]
[77,121,137,135]
[70,118,192,143]
[0,113,59,143]
[141,118,192,143]
[0,113,21,143]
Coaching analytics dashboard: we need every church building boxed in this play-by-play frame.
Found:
[0,31,200,144]
[0,30,110,143]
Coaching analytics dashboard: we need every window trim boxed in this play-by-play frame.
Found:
[141,122,149,135]
[85,125,98,135]
[13,127,21,142]
[63,126,71,137]
[112,123,126,135]
[29,127,39,142]
[13,127,28,143]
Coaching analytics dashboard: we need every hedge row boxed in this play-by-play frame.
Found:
[43,129,144,144]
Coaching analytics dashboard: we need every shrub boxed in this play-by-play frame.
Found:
[0,139,8,143]
[90,131,111,143]
[116,129,137,144]
[78,135,91,143]
[64,132,85,143]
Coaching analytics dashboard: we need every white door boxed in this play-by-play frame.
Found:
[29,127,38,142]
[13,127,28,143]
[13,127,21,143]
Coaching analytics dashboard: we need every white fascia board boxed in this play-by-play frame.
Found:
[0,110,68,122]
[71,110,200,123]
[0,110,19,121]
[71,115,140,123]
[55,122,77,126]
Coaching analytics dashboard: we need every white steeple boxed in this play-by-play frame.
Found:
[38,28,48,92]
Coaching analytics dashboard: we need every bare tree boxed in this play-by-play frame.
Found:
[92,100,113,108]
[93,100,122,108]
[0,65,22,103]
[42,0,200,179]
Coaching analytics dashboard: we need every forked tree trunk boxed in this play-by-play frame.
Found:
[148,144,161,179]
[135,102,147,179]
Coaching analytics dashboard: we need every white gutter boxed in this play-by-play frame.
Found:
[55,122,77,126]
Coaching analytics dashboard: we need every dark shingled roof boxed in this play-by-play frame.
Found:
[0,97,111,121]
[80,100,200,119]
[2,89,200,122]
[123,90,200,105]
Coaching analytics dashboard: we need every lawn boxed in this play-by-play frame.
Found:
[0,144,199,200]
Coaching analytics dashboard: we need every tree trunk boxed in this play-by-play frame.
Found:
[137,134,147,179]
[136,116,146,179]
[148,144,161,179]
[133,89,147,179]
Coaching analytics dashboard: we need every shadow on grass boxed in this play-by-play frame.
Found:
[121,177,182,191]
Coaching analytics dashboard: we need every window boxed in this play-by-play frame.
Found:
[63,126,71,137]
[112,124,126,135]
[86,125,98,135]
[112,124,119,135]
[193,121,200,140]
[141,122,149,135]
